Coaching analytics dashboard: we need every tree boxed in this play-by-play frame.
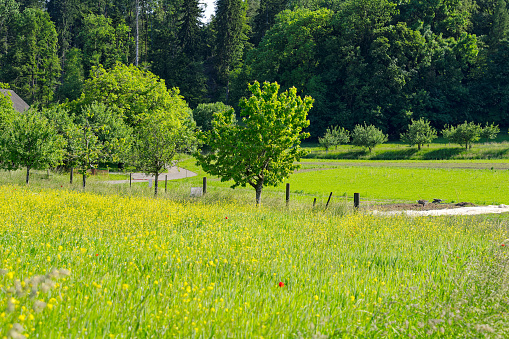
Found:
[319,125,349,152]
[196,81,313,205]
[56,47,84,101]
[68,102,131,188]
[480,122,500,143]
[131,99,196,196]
[215,0,248,102]
[0,108,66,184]
[1,8,61,104]
[400,118,438,150]
[442,121,483,149]
[351,123,388,152]
[193,102,234,132]
[73,63,180,128]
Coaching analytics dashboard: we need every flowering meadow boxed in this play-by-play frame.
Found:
[0,185,508,338]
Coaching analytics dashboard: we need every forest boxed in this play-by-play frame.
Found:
[1,0,509,138]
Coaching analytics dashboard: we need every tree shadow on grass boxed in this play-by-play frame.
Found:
[422,147,465,160]
[370,148,419,160]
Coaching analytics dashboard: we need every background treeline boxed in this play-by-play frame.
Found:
[1,0,509,138]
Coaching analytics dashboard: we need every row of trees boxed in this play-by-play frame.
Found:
[1,61,314,204]
[0,64,195,196]
[320,119,503,152]
[1,0,509,138]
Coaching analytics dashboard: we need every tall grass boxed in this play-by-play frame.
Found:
[0,185,508,337]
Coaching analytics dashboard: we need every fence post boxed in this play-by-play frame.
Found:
[70,168,73,184]
[286,183,290,207]
[203,177,207,194]
[129,173,132,187]
[313,198,317,208]
[354,193,360,209]
[165,175,168,193]
[325,192,333,210]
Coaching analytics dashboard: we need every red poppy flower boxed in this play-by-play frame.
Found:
[278,282,284,287]
[225,217,228,219]
[96,254,99,256]
[502,244,506,247]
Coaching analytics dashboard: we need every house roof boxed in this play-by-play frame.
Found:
[0,89,30,113]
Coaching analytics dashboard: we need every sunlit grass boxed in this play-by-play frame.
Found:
[0,185,508,337]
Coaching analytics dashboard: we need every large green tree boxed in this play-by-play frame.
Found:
[196,81,313,205]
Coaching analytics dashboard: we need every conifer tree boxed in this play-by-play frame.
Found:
[215,0,248,103]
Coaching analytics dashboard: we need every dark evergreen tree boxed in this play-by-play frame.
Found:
[215,0,248,103]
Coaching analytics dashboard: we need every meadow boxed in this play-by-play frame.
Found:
[1,185,509,338]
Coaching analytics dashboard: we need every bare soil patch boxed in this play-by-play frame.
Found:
[373,202,476,212]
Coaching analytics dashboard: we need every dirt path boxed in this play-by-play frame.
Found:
[372,204,509,216]
[107,167,197,184]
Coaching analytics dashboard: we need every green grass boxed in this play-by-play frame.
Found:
[0,185,509,338]
[303,134,509,160]
[174,157,509,205]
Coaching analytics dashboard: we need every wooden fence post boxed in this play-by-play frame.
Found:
[129,173,132,187]
[354,193,360,209]
[313,198,317,208]
[325,192,333,210]
[70,168,73,184]
[203,177,207,194]
[286,183,290,207]
[165,175,168,193]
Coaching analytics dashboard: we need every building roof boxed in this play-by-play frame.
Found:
[0,89,30,113]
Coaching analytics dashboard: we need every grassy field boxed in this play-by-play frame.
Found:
[0,185,508,338]
[168,157,509,206]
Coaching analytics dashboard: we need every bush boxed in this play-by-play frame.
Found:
[442,121,482,149]
[319,126,350,152]
[351,123,388,152]
[400,118,437,150]
[193,102,233,132]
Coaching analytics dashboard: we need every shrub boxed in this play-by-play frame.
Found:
[400,118,437,150]
[351,123,388,152]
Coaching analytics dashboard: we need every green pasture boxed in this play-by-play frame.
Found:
[172,157,509,205]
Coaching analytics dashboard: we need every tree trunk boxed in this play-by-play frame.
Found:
[83,173,86,188]
[70,167,73,184]
[418,144,421,150]
[255,181,263,206]
[154,171,159,196]
[26,166,30,185]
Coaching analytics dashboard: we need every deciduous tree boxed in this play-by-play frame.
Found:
[196,81,313,205]
[400,118,438,150]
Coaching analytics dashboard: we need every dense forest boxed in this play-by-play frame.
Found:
[1,0,508,138]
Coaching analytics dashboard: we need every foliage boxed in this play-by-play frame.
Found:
[67,102,131,187]
[0,7,61,104]
[400,118,438,150]
[0,109,65,184]
[351,123,388,152]
[319,125,350,152]
[56,47,84,102]
[130,93,196,196]
[193,102,234,132]
[480,122,501,143]
[196,81,313,205]
[442,121,483,149]
[72,63,179,127]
